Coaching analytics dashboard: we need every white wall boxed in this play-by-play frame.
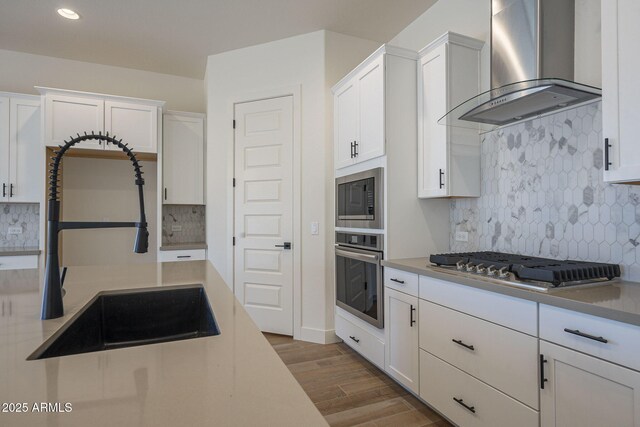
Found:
[389,0,491,91]
[205,30,378,343]
[0,49,205,112]
[61,157,158,266]
[389,0,602,89]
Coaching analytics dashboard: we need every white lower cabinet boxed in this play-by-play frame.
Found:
[420,299,539,409]
[384,287,419,393]
[335,311,385,370]
[157,249,205,262]
[540,340,640,427]
[0,255,38,270]
[420,350,539,427]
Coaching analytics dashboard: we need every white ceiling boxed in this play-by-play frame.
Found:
[0,0,438,79]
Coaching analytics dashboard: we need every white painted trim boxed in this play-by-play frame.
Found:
[419,31,485,56]
[164,110,206,119]
[331,44,418,94]
[35,86,165,107]
[300,326,341,344]
[230,85,302,340]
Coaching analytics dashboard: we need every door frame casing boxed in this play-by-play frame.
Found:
[231,85,302,340]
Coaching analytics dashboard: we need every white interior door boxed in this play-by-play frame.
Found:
[234,96,294,335]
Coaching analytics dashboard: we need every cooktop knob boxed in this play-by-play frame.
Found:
[456,260,466,271]
[465,263,476,272]
[498,266,510,279]
[486,265,497,276]
[475,263,486,274]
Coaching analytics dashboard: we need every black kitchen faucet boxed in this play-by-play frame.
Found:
[41,132,149,320]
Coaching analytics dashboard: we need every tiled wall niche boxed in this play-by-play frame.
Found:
[451,102,640,281]
[0,203,39,248]
[162,205,206,245]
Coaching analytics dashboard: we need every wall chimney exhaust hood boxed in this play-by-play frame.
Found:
[439,0,601,131]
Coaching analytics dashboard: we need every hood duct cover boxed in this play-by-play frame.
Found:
[440,0,601,130]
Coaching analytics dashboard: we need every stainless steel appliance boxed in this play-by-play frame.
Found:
[335,232,384,328]
[429,251,621,292]
[335,168,383,230]
[440,0,601,128]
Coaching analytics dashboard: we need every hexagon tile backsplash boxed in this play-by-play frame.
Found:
[451,102,640,281]
[0,203,39,248]
[162,205,206,245]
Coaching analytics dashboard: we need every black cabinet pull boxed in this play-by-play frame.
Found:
[452,339,475,351]
[349,335,360,343]
[604,138,612,171]
[439,169,444,189]
[164,188,167,200]
[410,305,416,327]
[563,328,608,343]
[453,397,475,413]
[2,183,5,198]
[350,141,354,158]
[177,255,191,259]
[353,141,358,157]
[390,278,405,284]
[540,354,548,389]
[9,183,13,197]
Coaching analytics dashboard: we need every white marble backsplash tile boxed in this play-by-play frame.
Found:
[451,102,640,281]
[162,205,206,245]
[0,203,39,248]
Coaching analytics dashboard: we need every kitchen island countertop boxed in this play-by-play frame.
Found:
[0,261,327,427]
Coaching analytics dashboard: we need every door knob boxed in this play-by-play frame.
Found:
[275,242,292,250]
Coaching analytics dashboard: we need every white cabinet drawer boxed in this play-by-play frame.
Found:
[335,312,384,369]
[0,255,38,270]
[420,300,539,409]
[540,304,640,371]
[419,275,538,335]
[158,249,205,262]
[384,267,419,297]
[420,350,539,427]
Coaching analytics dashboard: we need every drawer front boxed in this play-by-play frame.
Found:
[335,313,384,369]
[420,350,539,427]
[419,275,537,335]
[0,255,38,270]
[540,304,640,371]
[420,300,539,409]
[158,249,206,262]
[384,267,419,297]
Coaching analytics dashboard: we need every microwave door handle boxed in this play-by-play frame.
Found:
[335,248,381,263]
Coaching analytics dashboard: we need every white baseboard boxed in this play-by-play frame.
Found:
[298,326,340,344]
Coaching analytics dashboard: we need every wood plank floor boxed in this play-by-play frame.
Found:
[265,333,453,427]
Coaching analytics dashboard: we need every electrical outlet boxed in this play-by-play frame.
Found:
[454,231,469,242]
[7,226,23,235]
[310,221,319,235]
[171,225,183,232]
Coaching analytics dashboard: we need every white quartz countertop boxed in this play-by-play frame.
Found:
[0,261,327,427]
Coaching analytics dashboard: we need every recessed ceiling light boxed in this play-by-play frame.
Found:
[57,8,80,20]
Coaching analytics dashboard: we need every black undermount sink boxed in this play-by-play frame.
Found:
[29,285,220,360]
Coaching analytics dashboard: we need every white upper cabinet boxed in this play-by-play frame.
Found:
[333,45,415,169]
[418,32,483,198]
[162,112,205,205]
[602,0,640,184]
[44,94,104,150]
[39,88,163,154]
[0,93,41,203]
[105,101,158,153]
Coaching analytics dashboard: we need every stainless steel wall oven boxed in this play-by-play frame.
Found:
[335,168,383,229]
[335,232,383,328]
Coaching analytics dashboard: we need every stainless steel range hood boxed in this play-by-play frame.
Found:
[439,0,601,131]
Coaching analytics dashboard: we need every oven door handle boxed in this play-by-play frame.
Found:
[335,248,381,264]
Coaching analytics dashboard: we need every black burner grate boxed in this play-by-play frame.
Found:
[429,251,621,286]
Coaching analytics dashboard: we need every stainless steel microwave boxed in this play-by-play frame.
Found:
[335,168,383,229]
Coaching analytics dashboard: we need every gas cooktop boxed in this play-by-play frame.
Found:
[429,251,621,292]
